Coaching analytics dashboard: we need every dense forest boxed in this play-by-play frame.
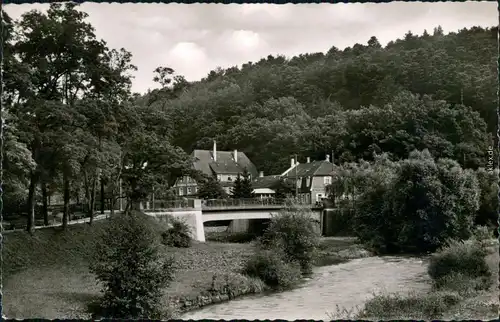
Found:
[2,3,497,231]
[146,25,496,175]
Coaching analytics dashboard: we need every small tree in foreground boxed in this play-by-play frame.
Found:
[89,211,174,319]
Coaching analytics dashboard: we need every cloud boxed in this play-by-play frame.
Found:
[5,1,497,94]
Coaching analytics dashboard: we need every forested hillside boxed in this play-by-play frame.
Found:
[2,2,496,230]
[147,26,496,175]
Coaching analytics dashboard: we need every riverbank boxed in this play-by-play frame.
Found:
[354,241,499,320]
[3,221,367,319]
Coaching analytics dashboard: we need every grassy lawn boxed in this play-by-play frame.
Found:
[3,222,363,319]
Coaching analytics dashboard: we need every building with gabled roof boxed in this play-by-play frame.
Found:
[252,172,282,199]
[173,141,259,197]
[280,155,335,204]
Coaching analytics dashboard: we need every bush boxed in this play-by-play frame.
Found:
[208,272,266,298]
[161,218,192,248]
[359,290,462,320]
[427,239,491,283]
[433,272,492,296]
[89,211,175,319]
[243,249,302,290]
[472,225,493,245]
[259,208,320,274]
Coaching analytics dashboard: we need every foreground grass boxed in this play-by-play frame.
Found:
[3,227,256,318]
[350,242,499,320]
[3,222,365,319]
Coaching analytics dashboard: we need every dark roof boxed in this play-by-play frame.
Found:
[283,160,334,178]
[191,150,259,178]
[252,175,281,189]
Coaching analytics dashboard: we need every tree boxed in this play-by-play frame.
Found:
[12,3,110,231]
[353,150,480,254]
[90,211,174,319]
[231,168,254,199]
[274,178,295,199]
[474,168,498,232]
[197,174,227,200]
[231,174,243,198]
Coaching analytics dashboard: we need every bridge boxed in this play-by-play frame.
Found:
[143,198,325,242]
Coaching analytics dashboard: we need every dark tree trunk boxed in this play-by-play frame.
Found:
[89,176,97,225]
[62,173,70,229]
[100,179,105,214]
[26,171,39,233]
[109,188,116,216]
[41,180,49,226]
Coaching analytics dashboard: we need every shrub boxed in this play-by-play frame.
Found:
[209,272,265,298]
[433,271,492,296]
[472,225,493,246]
[161,218,192,248]
[243,249,302,290]
[427,239,491,283]
[359,290,462,320]
[259,208,320,274]
[89,211,175,319]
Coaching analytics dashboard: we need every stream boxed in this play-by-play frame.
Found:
[181,256,431,320]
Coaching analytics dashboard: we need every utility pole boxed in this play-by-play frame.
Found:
[295,154,298,201]
[331,150,335,207]
[119,178,123,212]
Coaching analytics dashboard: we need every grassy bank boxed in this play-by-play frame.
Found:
[350,240,499,320]
[3,221,366,319]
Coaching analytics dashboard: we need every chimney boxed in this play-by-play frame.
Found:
[307,157,310,163]
[259,171,264,177]
[326,154,330,162]
[291,158,295,168]
[213,140,217,161]
[234,149,238,162]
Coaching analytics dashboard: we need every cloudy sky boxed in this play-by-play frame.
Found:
[5,1,497,94]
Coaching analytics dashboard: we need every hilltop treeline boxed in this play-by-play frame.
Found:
[147,26,496,175]
[2,2,496,230]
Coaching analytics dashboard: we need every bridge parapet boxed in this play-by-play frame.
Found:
[202,198,285,210]
[148,199,201,211]
[147,198,323,212]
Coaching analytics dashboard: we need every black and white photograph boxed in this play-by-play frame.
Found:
[2,1,498,320]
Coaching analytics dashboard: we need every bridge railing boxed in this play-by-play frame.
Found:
[150,199,194,210]
[202,198,288,210]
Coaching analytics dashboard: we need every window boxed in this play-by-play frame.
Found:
[187,187,192,194]
[306,177,310,187]
[227,176,232,181]
[324,176,332,185]
[178,188,184,196]
[217,174,222,181]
